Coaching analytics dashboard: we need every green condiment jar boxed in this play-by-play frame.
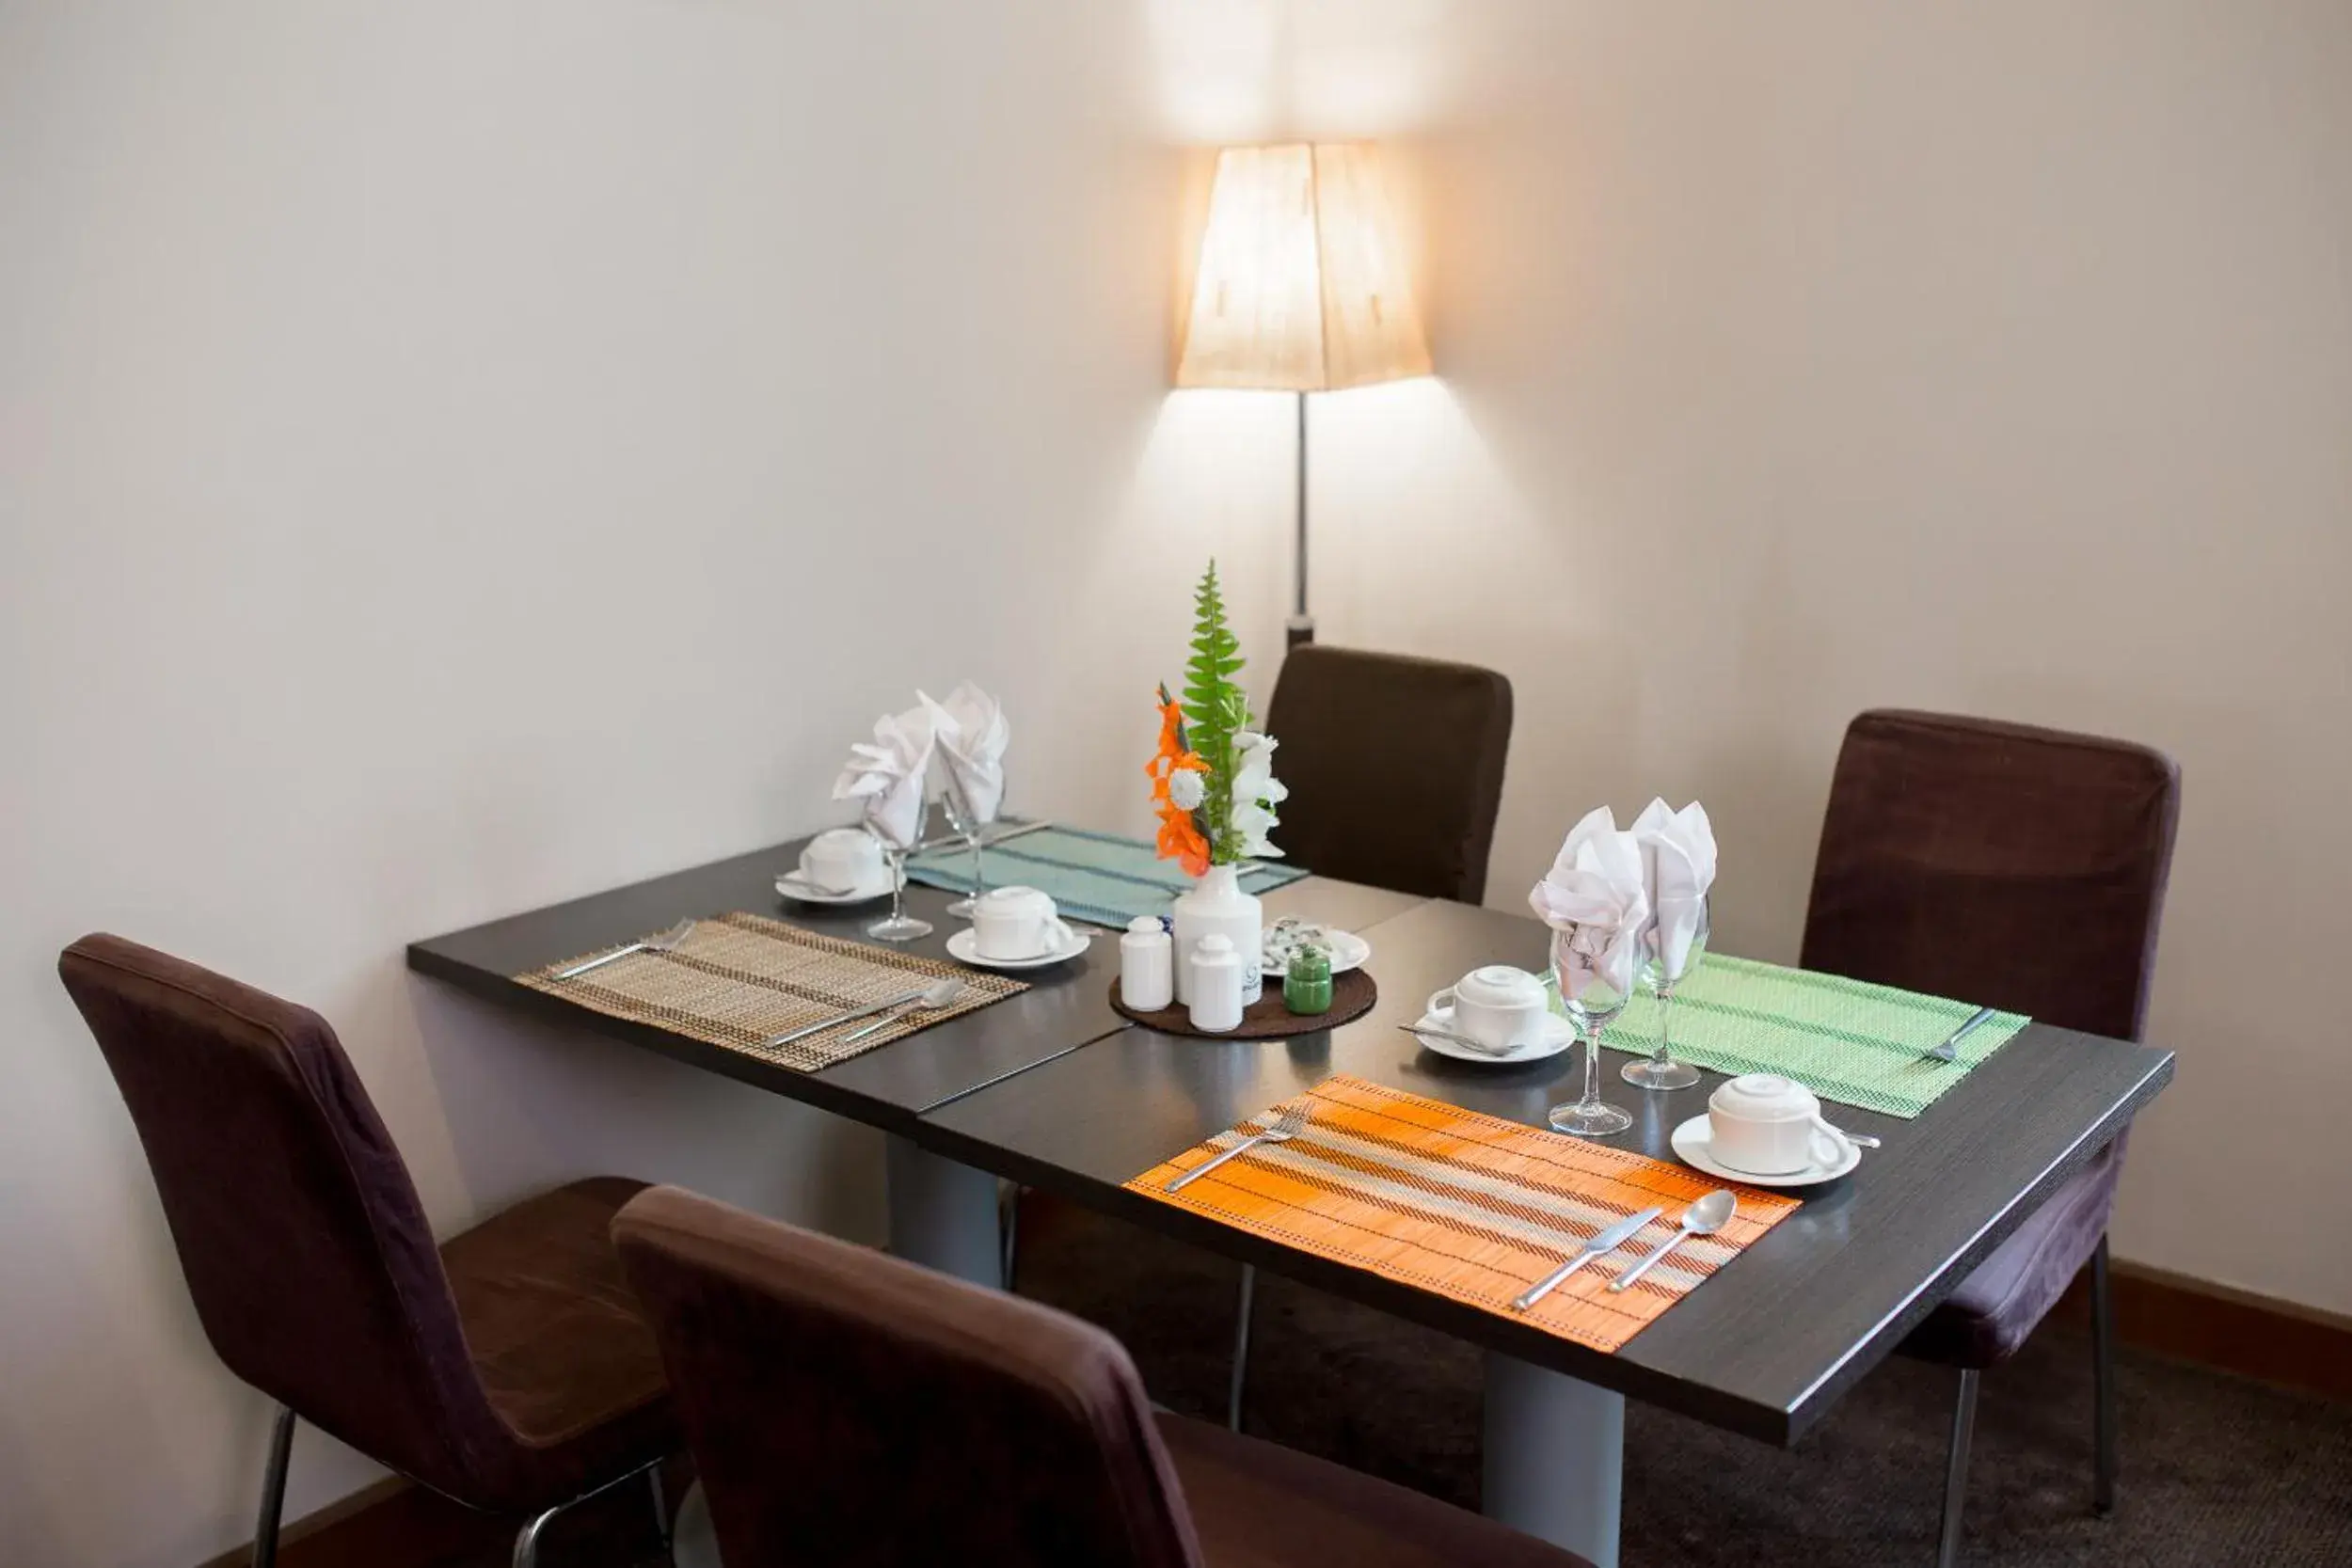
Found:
[1283,942,1334,1015]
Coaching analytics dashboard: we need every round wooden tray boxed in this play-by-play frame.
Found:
[1110,968,1377,1038]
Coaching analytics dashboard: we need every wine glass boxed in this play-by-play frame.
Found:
[866,802,933,942]
[1547,925,1635,1137]
[938,777,988,920]
[1623,897,1708,1091]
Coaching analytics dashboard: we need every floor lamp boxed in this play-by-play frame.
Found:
[1173,143,1433,648]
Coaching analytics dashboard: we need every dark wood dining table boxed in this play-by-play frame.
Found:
[409,832,2173,1568]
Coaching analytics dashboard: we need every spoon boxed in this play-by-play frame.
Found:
[839,977,967,1044]
[552,919,695,980]
[779,871,856,897]
[1607,1189,1738,1293]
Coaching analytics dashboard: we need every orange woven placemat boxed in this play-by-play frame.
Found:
[1126,1075,1803,1353]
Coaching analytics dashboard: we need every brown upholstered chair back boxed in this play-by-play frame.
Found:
[58,934,513,1503]
[613,1185,1204,1568]
[1264,644,1513,903]
[1800,711,2181,1041]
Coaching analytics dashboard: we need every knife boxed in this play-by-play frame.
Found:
[1512,1205,1665,1311]
[1922,1006,1998,1063]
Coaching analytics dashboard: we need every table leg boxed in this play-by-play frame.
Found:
[1483,1351,1623,1567]
[884,1133,1003,1288]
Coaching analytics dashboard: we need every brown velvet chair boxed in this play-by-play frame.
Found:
[57,934,677,1568]
[1263,643,1515,903]
[612,1184,1591,1568]
[1799,711,2180,1567]
[1015,644,1517,1429]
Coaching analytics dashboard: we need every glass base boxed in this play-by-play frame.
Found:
[867,914,934,942]
[944,896,976,918]
[1548,1100,1634,1138]
[1622,1055,1702,1090]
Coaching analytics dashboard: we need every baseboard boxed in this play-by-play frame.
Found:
[2055,1258,2352,1404]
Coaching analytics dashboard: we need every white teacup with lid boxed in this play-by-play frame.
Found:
[971,885,1077,961]
[1425,966,1550,1053]
[801,827,885,893]
[1706,1073,1858,1176]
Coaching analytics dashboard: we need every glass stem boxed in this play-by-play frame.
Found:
[1581,1020,1603,1107]
[889,851,906,926]
[1655,984,1677,1065]
[970,836,984,900]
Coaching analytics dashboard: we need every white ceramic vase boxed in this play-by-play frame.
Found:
[1171,863,1263,1006]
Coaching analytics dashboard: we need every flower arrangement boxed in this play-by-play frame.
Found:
[1148,562,1285,877]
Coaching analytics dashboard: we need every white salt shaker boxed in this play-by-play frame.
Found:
[1120,916,1174,1011]
[1187,934,1245,1034]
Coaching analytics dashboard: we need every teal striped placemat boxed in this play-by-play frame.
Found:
[1589,953,2030,1119]
[904,825,1310,929]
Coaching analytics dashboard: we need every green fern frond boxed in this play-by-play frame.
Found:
[1178,561,1248,860]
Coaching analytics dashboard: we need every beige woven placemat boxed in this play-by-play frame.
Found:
[516,912,1027,1073]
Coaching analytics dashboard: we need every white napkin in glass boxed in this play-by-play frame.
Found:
[1528,805,1652,1000]
[920,682,1009,824]
[1631,798,1717,982]
[832,702,941,850]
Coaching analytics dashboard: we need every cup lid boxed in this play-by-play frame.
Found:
[1456,965,1546,1007]
[1128,915,1165,934]
[1709,1072,1819,1121]
[1196,933,1236,958]
[978,883,1048,907]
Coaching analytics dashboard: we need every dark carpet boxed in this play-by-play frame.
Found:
[1013,1211,2352,1567]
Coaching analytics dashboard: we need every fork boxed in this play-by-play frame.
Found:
[552,919,695,980]
[1167,1103,1311,1193]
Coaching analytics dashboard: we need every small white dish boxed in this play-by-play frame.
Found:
[1670,1113,1863,1187]
[1262,924,1371,978]
[774,867,898,906]
[1407,1009,1575,1066]
[946,926,1091,972]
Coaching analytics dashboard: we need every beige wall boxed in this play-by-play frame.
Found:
[6,3,2348,1564]
[1195,0,2352,1308]
[0,3,1205,1564]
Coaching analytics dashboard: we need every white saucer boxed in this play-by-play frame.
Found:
[1406,1009,1575,1066]
[774,868,898,906]
[1263,924,1371,979]
[1669,1114,1863,1187]
[946,927,1092,971]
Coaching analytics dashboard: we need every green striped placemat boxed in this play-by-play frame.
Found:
[1589,953,2029,1119]
[904,825,1310,929]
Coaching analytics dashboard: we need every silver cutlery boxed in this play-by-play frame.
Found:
[552,919,695,981]
[1168,1102,1311,1194]
[838,978,968,1044]
[1608,1189,1737,1293]
[1834,1127,1883,1149]
[914,817,1057,854]
[760,987,929,1050]
[1512,1205,1663,1311]
[779,872,856,897]
[1398,1022,1520,1058]
[1922,1006,1997,1063]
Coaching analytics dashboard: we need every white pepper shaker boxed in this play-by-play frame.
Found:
[1120,916,1173,1011]
[1187,933,1245,1034]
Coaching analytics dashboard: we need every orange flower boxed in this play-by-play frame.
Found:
[1156,808,1212,878]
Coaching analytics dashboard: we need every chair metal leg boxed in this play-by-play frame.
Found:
[512,1504,561,1568]
[2091,1234,2117,1515]
[648,1463,672,1549]
[1001,1184,1022,1290]
[1937,1369,1979,1568]
[1227,1264,1257,1433]
[250,1404,295,1568]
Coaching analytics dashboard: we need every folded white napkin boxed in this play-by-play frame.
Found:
[1528,806,1652,1001]
[920,682,1010,824]
[1631,798,1717,983]
[832,703,940,850]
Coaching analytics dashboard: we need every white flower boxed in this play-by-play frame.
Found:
[1168,768,1205,812]
[1229,731,1284,858]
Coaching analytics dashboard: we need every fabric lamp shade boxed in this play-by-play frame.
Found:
[1175,143,1432,393]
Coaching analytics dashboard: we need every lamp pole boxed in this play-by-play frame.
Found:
[1287,390,1313,648]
